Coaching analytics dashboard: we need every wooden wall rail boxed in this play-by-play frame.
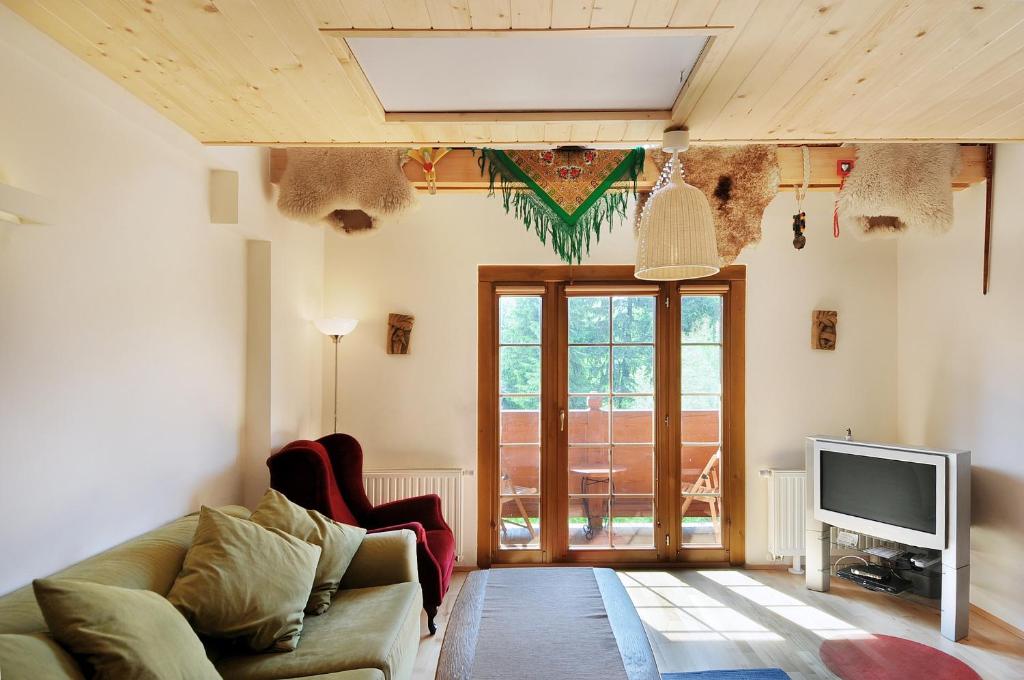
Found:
[268,145,988,192]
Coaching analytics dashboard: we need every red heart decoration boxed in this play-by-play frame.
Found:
[423,162,433,171]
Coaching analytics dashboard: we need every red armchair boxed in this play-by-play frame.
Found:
[267,434,456,634]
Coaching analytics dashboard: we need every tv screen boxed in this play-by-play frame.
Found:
[820,450,937,533]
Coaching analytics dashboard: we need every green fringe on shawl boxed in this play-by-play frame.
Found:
[477,148,645,264]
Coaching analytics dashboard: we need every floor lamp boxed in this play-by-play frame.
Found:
[315,317,359,434]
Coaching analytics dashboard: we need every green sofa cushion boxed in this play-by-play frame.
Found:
[215,582,422,680]
[0,506,251,636]
[250,489,366,615]
[33,579,220,680]
[0,632,85,680]
[167,506,321,653]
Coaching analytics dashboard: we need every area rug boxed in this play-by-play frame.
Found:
[479,148,645,263]
[436,567,658,680]
[662,671,790,680]
[820,634,981,680]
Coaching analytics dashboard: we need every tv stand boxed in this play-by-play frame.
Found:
[804,437,971,641]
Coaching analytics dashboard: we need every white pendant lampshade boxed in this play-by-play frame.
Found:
[635,131,720,281]
[314,317,359,338]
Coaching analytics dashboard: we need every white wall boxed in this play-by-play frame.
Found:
[0,6,322,594]
[897,145,1024,631]
[322,189,898,565]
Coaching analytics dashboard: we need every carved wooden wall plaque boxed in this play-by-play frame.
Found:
[812,310,838,351]
[388,313,414,355]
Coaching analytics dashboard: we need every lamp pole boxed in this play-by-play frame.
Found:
[331,334,341,433]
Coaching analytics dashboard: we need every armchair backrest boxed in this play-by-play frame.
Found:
[267,439,361,526]
[318,433,374,521]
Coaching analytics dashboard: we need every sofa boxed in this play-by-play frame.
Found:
[0,506,422,680]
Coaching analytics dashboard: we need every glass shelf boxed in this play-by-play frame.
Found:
[827,541,942,610]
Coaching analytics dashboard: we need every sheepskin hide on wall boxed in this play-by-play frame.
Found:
[639,145,779,264]
[276,148,416,233]
[837,144,960,239]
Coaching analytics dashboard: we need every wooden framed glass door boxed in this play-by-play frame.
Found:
[478,266,745,568]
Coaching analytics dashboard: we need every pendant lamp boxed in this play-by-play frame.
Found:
[634,129,720,280]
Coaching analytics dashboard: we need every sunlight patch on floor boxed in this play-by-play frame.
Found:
[622,569,871,647]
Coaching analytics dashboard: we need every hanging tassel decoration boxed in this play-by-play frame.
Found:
[793,146,810,249]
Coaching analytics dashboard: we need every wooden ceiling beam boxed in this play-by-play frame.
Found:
[268,144,988,191]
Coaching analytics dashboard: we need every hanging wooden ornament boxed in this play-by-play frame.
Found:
[792,146,809,250]
[407,147,451,194]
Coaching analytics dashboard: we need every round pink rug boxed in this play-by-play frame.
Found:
[820,634,981,680]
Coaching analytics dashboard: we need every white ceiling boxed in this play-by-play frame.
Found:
[346,34,709,112]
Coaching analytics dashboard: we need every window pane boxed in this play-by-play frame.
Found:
[612,445,654,494]
[500,345,541,394]
[569,447,610,495]
[681,295,722,343]
[681,345,721,394]
[500,445,539,494]
[682,495,722,546]
[499,296,541,344]
[613,498,654,548]
[500,498,539,548]
[612,396,654,443]
[568,296,610,344]
[681,397,720,442]
[569,345,609,393]
[681,445,721,488]
[500,397,539,444]
[569,497,609,548]
[613,345,654,394]
[612,296,655,343]
[569,397,609,444]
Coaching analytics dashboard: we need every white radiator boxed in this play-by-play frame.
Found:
[766,469,806,571]
[362,468,464,562]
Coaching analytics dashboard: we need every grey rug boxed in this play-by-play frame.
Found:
[436,567,658,680]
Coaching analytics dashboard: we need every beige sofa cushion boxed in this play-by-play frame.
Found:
[34,579,220,680]
[167,506,321,653]
[250,489,366,615]
[0,633,84,680]
[215,582,422,680]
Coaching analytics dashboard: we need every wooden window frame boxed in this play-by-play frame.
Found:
[477,265,745,568]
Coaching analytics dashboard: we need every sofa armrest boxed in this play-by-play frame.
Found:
[340,529,418,589]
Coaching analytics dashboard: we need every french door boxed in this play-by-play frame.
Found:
[478,265,745,567]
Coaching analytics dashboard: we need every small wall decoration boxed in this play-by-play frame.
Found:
[387,313,414,355]
[478,147,645,264]
[406,147,451,194]
[812,310,838,351]
[638,145,780,264]
[276,148,417,233]
[836,143,960,239]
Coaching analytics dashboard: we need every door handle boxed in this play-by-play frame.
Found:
[559,408,566,432]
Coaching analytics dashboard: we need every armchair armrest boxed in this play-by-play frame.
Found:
[340,530,418,589]
[366,494,450,533]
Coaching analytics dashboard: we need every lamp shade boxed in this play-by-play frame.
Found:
[314,317,359,337]
[634,156,720,281]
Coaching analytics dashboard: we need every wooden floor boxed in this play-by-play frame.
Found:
[412,568,1024,680]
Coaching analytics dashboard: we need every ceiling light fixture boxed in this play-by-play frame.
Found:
[634,129,720,281]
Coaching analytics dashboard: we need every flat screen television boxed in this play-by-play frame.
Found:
[812,440,948,549]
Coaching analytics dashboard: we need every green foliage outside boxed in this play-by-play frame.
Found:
[499,295,723,411]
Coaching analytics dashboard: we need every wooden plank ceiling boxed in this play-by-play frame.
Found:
[6,0,1024,146]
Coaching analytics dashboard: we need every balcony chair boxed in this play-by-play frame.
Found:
[267,433,456,634]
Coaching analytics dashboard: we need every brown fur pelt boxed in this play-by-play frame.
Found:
[276,148,417,233]
[637,145,779,264]
[837,144,960,239]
